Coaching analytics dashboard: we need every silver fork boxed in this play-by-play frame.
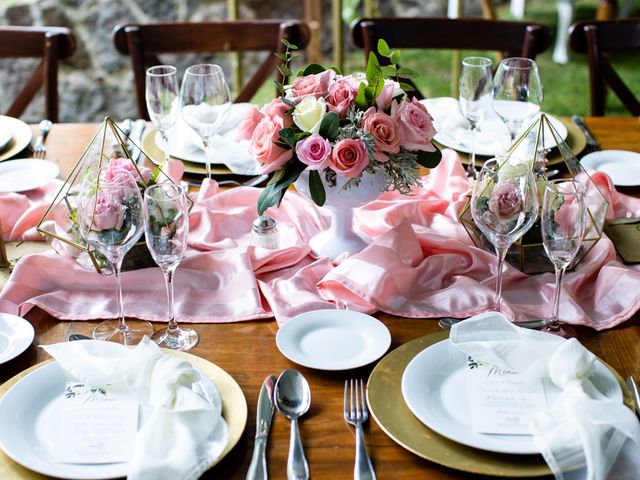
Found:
[344,379,376,480]
[31,119,52,158]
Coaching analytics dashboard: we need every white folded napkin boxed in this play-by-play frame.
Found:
[43,337,229,480]
[450,313,640,480]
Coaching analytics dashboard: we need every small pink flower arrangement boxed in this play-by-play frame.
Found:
[237,39,442,214]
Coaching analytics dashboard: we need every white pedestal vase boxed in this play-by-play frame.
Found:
[295,168,387,260]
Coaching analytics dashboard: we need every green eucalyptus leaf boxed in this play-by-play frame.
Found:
[365,51,381,86]
[303,64,326,75]
[308,169,326,206]
[377,39,391,57]
[380,65,397,78]
[330,66,343,75]
[390,51,401,64]
[280,97,296,108]
[318,111,339,141]
[415,146,443,169]
[397,67,419,78]
[274,52,288,61]
[399,82,416,92]
[278,127,296,148]
[355,82,369,109]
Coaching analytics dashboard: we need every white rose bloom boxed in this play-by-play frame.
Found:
[293,96,326,133]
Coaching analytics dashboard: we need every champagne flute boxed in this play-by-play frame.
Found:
[459,56,493,179]
[540,179,586,336]
[143,183,197,350]
[77,169,154,344]
[180,64,231,179]
[146,65,179,164]
[492,57,543,144]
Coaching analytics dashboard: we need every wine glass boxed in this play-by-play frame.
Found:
[146,65,179,164]
[540,179,586,336]
[180,64,232,179]
[459,56,493,179]
[143,183,197,350]
[77,169,154,344]
[492,57,543,144]
[471,159,538,311]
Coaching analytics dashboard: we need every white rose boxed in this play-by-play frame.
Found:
[293,96,326,133]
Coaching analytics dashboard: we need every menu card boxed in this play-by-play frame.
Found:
[466,357,547,435]
[54,382,139,464]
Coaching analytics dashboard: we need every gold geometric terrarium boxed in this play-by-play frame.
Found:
[459,114,609,274]
[36,117,176,273]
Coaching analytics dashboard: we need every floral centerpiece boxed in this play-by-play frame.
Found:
[237,39,442,216]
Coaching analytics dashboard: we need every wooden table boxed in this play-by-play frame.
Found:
[2,117,640,479]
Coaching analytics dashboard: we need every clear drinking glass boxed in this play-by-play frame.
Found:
[180,64,231,179]
[77,169,154,344]
[459,56,493,179]
[540,179,586,336]
[471,159,538,311]
[492,57,543,143]
[146,65,179,164]
[143,183,198,350]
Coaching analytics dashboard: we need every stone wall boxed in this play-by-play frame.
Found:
[0,0,467,123]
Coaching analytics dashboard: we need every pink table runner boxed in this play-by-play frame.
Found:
[2,150,640,329]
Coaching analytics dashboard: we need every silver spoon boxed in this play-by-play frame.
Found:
[274,369,311,480]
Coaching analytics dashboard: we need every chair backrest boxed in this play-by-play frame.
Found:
[0,26,75,122]
[351,17,552,98]
[569,19,640,116]
[113,20,311,119]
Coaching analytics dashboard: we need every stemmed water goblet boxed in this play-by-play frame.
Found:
[146,65,179,165]
[492,58,543,145]
[459,56,493,179]
[179,64,232,179]
[143,183,198,350]
[77,169,154,344]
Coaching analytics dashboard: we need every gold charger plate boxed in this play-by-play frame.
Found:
[437,117,587,167]
[142,127,233,176]
[0,350,247,480]
[366,331,633,477]
[0,116,33,162]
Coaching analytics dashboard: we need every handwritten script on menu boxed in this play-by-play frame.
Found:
[467,359,547,435]
[54,382,138,464]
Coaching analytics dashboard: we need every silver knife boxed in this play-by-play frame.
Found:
[625,376,640,417]
[128,119,147,165]
[247,374,277,480]
[572,115,600,150]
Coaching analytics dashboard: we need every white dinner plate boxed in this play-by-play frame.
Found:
[0,341,223,479]
[401,339,622,455]
[421,97,567,156]
[0,126,11,152]
[0,115,33,162]
[0,159,59,193]
[0,313,34,364]
[581,150,640,187]
[276,309,391,371]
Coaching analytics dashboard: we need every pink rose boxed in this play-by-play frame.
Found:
[262,98,293,128]
[250,116,292,174]
[392,98,436,152]
[375,80,397,111]
[362,107,400,162]
[291,69,336,99]
[90,190,126,231]
[236,105,264,141]
[488,180,523,220]
[328,138,369,179]
[326,78,357,118]
[295,134,331,170]
[104,157,153,185]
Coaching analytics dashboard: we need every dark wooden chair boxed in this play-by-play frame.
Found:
[0,26,75,122]
[569,19,640,116]
[351,17,552,99]
[113,20,310,119]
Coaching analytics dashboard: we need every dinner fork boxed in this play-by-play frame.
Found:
[31,119,52,158]
[344,379,376,480]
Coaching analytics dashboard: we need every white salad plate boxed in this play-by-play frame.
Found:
[276,309,391,371]
[0,159,59,193]
[0,341,222,479]
[581,150,640,187]
[0,125,11,152]
[401,339,622,455]
[421,97,567,157]
[0,313,34,364]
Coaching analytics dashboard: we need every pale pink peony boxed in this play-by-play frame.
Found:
[488,180,523,220]
[291,69,336,99]
[392,98,436,152]
[362,107,400,162]
[295,134,332,170]
[326,78,357,118]
[104,157,153,185]
[328,138,369,179]
[90,190,126,231]
[262,98,293,128]
[375,80,398,111]
[250,116,292,174]
[236,105,265,141]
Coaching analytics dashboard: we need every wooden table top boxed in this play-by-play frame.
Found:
[2,117,640,479]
